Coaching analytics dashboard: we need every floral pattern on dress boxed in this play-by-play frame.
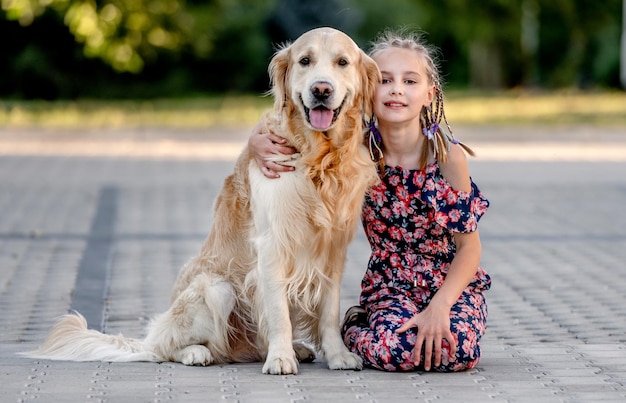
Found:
[343,162,492,372]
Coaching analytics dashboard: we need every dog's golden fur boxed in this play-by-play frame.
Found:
[21,27,381,375]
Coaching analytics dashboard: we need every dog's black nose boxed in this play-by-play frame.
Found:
[311,81,333,101]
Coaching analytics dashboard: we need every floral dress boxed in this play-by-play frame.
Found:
[342,162,491,372]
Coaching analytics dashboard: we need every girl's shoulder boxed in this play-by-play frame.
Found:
[437,143,471,193]
[424,148,490,232]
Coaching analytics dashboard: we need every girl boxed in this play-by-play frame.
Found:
[249,28,491,372]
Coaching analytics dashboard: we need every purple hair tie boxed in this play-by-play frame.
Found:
[370,119,382,143]
[422,123,438,140]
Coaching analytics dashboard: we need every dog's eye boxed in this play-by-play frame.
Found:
[338,58,349,67]
[299,57,310,66]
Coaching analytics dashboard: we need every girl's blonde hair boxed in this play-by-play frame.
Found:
[367,27,474,170]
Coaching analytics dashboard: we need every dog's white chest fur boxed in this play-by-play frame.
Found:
[247,159,323,259]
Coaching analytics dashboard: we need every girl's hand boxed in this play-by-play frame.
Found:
[248,123,297,178]
[396,304,457,371]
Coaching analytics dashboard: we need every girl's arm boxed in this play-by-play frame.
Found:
[396,143,481,370]
[248,122,297,178]
[428,142,481,307]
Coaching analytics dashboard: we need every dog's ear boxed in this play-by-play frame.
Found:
[268,43,291,113]
[359,50,381,118]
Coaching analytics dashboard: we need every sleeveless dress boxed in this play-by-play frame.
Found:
[343,162,492,372]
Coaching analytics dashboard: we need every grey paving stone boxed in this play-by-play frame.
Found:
[1,127,625,402]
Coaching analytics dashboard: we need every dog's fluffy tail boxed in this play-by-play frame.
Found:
[18,312,159,362]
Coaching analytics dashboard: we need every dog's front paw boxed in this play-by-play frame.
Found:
[176,345,213,366]
[327,351,363,371]
[262,354,299,375]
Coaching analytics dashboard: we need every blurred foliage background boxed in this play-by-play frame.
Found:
[1,0,624,100]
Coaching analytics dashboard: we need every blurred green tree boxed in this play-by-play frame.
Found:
[0,0,623,98]
[537,0,622,88]
[1,0,224,73]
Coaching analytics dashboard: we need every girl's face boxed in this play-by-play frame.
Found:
[372,47,435,127]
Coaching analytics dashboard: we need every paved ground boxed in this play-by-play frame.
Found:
[0,124,625,402]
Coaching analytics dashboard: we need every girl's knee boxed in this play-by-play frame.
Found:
[435,355,481,372]
[434,342,482,372]
[365,346,416,372]
[367,348,480,373]
[353,338,482,372]
[349,329,416,372]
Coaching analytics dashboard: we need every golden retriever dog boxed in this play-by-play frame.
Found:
[21,27,381,375]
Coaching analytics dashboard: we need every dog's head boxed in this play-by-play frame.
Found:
[269,27,380,132]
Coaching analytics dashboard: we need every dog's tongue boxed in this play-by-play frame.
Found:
[309,108,333,130]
